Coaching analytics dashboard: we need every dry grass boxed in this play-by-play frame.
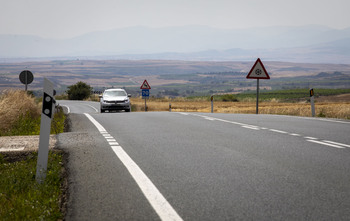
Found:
[130,97,350,119]
[0,90,40,133]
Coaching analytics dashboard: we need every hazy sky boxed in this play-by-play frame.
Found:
[1,0,349,39]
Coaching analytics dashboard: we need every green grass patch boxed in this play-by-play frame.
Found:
[0,107,67,136]
[0,151,65,220]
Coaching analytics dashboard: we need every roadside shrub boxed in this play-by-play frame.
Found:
[0,90,40,135]
[220,94,238,102]
[0,90,67,136]
[51,106,66,134]
[66,81,92,100]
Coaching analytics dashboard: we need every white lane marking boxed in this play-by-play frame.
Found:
[308,118,350,124]
[104,136,114,139]
[179,112,189,115]
[84,113,106,132]
[0,147,25,152]
[322,140,350,148]
[272,115,350,124]
[84,113,183,221]
[304,136,318,140]
[213,118,247,126]
[109,142,120,146]
[111,146,183,221]
[307,140,345,149]
[269,129,288,134]
[87,104,99,113]
[215,118,230,123]
[179,113,349,150]
[106,138,116,142]
[242,125,260,130]
[60,105,71,114]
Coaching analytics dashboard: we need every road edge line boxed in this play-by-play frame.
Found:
[84,113,183,221]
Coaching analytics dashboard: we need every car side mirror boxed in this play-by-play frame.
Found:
[99,95,103,98]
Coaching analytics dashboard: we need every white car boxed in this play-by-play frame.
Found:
[99,89,131,113]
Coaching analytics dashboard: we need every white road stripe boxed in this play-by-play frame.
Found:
[269,129,288,134]
[87,104,99,113]
[304,136,318,140]
[307,140,345,149]
[180,113,348,150]
[84,113,183,221]
[109,142,120,146]
[60,105,70,114]
[111,146,183,221]
[84,113,106,132]
[242,125,260,130]
[322,140,350,148]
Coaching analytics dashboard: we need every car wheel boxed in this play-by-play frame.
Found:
[100,109,105,113]
[125,108,131,112]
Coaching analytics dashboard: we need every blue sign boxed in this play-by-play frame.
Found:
[142,89,150,97]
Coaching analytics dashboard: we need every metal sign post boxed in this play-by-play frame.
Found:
[256,79,259,114]
[246,58,270,114]
[36,78,55,183]
[140,80,151,112]
[211,95,214,113]
[310,88,315,117]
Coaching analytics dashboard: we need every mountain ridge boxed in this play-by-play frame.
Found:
[1,25,349,63]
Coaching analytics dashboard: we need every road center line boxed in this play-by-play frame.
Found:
[84,113,183,221]
[322,140,350,148]
[304,136,318,140]
[180,113,349,150]
[307,140,345,149]
[269,129,288,134]
[242,125,260,130]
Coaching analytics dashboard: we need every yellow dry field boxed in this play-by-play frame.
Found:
[130,98,350,119]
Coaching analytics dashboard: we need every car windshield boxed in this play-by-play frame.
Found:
[104,91,126,97]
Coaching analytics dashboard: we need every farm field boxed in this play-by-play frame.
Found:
[1,60,350,97]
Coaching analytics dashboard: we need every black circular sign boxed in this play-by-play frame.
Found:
[19,70,34,84]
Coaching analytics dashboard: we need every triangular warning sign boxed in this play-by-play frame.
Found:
[246,58,270,79]
[140,79,151,89]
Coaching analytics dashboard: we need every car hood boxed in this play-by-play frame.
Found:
[103,96,127,101]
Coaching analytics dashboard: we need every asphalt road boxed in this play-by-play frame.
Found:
[58,100,350,220]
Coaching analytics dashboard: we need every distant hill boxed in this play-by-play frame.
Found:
[1,25,350,63]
